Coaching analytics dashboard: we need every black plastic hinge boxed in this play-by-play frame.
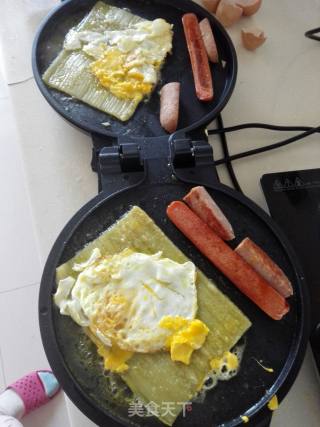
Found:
[120,143,144,172]
[91,133,118,172]
[172,138,195,168]
[99,146,122,175]
[97,143,144,193]
[192,140,214,166]
[171,135,218,184]
[172,138,214,169]
[99,143,143,174]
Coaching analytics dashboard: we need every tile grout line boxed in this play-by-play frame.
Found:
[8,76,34,86]
[0,281,39,295]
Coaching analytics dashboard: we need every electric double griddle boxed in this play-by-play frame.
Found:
[32,1,310,426]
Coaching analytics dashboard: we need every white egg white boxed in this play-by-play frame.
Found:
[64,18,173,86]
[54,249,198,353]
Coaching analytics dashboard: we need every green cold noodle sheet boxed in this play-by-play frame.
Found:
[43,1,146,121]
[56,206,251,426]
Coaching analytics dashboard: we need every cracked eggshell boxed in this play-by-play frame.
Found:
[236,0,262,16]
[201,0,221,13]
[241,27,266,50]
[216,0,243,28]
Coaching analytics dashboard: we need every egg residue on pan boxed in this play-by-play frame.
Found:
[54,248,209,372]
[64,18,173,103]
[194,341,246,403]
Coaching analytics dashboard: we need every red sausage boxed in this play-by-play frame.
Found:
[183,186,234,241]
[235,237,293,298]
[182,13,214,101]
[167,201,289,320]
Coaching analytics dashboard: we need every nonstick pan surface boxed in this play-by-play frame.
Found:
[39,180,309,427]
[32,0,237,138]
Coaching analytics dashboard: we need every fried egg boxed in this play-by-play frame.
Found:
[54,248,198,355]
[64,18,173,102]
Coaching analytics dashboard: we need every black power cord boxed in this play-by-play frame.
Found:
[209,123,320,166]
[305,27,320,41]
[216,114,243,192]
[210,29,320,192]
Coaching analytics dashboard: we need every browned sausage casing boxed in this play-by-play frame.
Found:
[167,201,289,320]
[182,13,214,101]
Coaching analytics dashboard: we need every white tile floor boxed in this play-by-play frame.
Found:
[64,397,97,427]
[0,58,72,426]
[8,79,97,263]
[0,74,41,293]
[0,284,44,384]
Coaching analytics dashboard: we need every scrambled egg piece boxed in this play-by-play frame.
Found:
[268,395,279,411]
[90,49,153,102]
[241,415,250,423]
[159,316,209,364]
[67,18,174,104]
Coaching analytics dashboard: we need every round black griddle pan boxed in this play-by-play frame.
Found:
[32,0,237,139]
[39,144,309,426]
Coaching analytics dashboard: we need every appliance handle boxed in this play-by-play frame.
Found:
[169,130,220,186]
[97,135,173,195]
[97,133,220,196]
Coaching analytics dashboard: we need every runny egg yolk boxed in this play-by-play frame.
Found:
[159,316,209,365]
[90,49,153,102]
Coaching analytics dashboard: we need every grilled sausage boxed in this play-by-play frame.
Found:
[182,13,214,101]
[167,201,289,320]
[160,82,180,133]
[199,18,219,63]
[183,186,234,241]
[235,237,293,298]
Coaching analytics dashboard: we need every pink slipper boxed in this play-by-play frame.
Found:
[8,370,60,416]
